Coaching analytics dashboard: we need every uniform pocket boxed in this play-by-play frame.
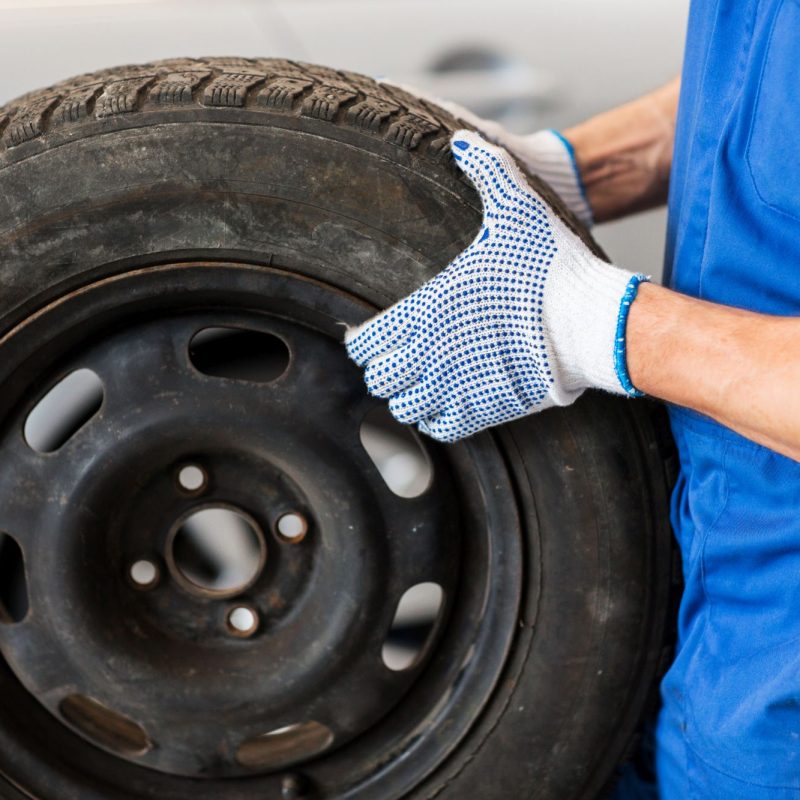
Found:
[682,437,800,788]
[746,0,800,220]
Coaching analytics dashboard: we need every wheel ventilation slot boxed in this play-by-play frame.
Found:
[0,533,28,623]
[382,582,444,671]
[24,368,104,453]
[59,694,152,757]
[236,721,334,770]
[170,507,264,596]
[189,327,289,382]
[360,407,433,498]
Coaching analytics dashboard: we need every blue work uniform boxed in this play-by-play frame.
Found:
[657,0,800,796]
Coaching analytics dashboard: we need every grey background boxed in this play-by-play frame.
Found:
[0,0,690,280]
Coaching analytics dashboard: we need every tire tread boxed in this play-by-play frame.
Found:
[0,57,445,154]
[0,55,599,254]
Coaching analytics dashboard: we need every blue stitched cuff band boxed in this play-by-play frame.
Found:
[613,273,649,397]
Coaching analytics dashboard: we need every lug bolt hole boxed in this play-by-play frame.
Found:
[276,512,308,543]
[177,464,207,494]
[129,560,160,590]
[228,605,259,637]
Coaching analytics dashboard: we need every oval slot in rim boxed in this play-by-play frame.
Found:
[236,721,334,770]
[360,407,433,498]
[189,327,290,383]
[382,582,444,671]
[60,694,153,757]
[0,532,28,623]
[24,368,104,454]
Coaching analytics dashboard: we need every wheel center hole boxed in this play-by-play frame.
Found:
[169,507,265,596]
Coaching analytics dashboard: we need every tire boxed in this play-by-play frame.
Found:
[0,58,677,800]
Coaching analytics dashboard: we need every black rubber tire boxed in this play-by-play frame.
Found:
[0,58,677,800]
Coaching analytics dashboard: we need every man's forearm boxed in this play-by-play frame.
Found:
[627,283,800,461]
[564,78,680,223]
[564,83,800,459]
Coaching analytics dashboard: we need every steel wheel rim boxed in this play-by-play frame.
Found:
[0,263,525,799]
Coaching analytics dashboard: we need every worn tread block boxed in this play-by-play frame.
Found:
[3,96,60,146]
[429,134,455,158]
[156,57,205,71]
[202,73,266,108]
[337,69,382,96]
[381,82,429,109]
[205,57,259,70]
[54,84,103,124]
[253,59,308,81]
[150,71,211,105]
[290,60,342,84]
[386,112,440,149]
[300,84,358,121]
[345,97,400,132]
[0,110,11,142]
[258,77,313,111]
[96,75,156,116]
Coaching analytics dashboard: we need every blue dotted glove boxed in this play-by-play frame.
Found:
[345,130,646,443]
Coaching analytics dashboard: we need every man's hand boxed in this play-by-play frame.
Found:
[345,131,645,443]
[382,80,593,226]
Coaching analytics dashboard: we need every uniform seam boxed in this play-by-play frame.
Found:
[675,0,723,298]
[697,441,730,628]
[686,736,800,790]
[697,0,762,300]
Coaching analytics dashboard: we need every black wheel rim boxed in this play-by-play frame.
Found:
[0,263,525,799]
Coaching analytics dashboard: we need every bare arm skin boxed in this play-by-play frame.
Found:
[627,285,800,462]
[562,78,800,461]
[564,78,680,223]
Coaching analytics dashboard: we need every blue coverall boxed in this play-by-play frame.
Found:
[617,0,800,796]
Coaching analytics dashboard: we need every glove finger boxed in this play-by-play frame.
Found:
[417,407,476,444]
[450,129,533,209]
[387,381,444,425]
[344,298,415,367]
[363,345,420,399]
[420,392,558,442]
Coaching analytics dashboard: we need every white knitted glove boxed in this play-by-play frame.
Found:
[381,80,593,226]
[345,130,646,443]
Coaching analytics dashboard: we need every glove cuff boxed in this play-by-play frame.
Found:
[519,130,594,227]
[543,254,647,398]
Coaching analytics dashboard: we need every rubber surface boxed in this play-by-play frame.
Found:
[0,57,677,800]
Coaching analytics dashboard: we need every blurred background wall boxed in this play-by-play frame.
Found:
[0,0,689,279]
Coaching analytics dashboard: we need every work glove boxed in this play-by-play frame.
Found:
[382,80,594,226]
[345,130,646,443]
